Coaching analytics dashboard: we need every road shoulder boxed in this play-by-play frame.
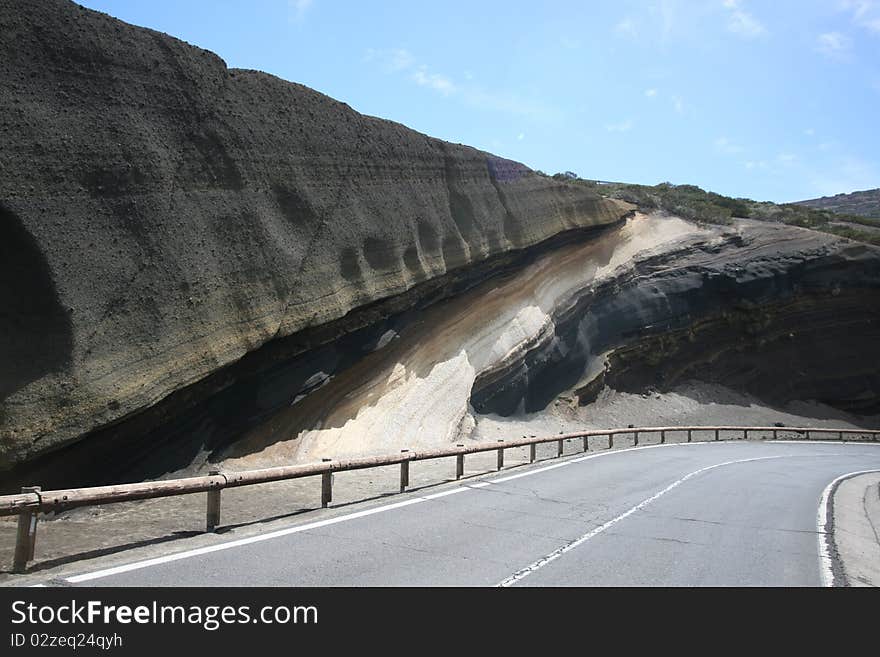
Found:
[832,472,880,587]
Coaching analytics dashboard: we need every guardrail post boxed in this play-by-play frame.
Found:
[206,470,222,533]
[321,459,333,508]
[1,423,872,570]
[400,450,410,493]
[557,439,564,457]
[13,486,40,574]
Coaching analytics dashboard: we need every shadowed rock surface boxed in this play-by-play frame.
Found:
[471,219,880,416]
[0,0,629,483]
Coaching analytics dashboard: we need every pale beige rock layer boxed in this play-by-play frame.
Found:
[222,214,707,467]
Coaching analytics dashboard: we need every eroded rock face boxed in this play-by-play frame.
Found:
[0,0,629,478]
[212,216,880,475]
[472,219,880,416]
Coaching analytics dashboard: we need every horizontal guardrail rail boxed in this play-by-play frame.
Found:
[2,424,878,573]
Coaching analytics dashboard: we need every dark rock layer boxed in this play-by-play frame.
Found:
[472,222,880,417]
[0,0,629,477]
[3,220,621,491]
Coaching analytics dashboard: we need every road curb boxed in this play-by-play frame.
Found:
[830,472,880,587]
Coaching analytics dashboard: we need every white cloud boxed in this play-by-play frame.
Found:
[605,120,634,133]
[714,136,744,155]
[841,0,874,18]
[816,31,852,57]
[656,1,676,46]
[517,133,525,141]
[365,48,558,120]
[645,88,658,98]
[672,95,685,114]
[289,0,313,22]
[388,48,415,72]
[722,0,767,38]
[364,48,415,73]
[804,128,816,136]
[840,0,880,34]
[412,68,456,95]
[614,17,638,38]
[462,87,560,120]
[614,2,675,47]
[743,137,878,198]
[809,154,879,196]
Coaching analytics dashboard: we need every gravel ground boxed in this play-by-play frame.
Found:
[473,380,879,440]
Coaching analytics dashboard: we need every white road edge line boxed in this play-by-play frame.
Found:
[61,439,879,584]
[496,455,789,587]
[816,468,880,588]
[62,442,690,583]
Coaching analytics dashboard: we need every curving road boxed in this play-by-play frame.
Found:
[57,441,880,587]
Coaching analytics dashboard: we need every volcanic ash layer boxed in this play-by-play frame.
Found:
[0,0,630,481]
[216,213,880,472]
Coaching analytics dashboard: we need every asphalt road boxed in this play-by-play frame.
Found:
[59,441,880,586]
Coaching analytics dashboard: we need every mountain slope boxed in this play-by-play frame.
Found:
[798,188,880,218]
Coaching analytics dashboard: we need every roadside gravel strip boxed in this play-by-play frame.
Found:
[9,441,880,587]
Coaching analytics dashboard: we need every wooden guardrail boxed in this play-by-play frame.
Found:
[2,424,879,573]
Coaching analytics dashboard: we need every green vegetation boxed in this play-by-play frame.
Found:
[835,214,880,229]
[821,223,880,245]
[798,188,880,219]
[558,175,880,247]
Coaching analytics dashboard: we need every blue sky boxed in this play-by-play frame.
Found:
[76,0,879,203]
